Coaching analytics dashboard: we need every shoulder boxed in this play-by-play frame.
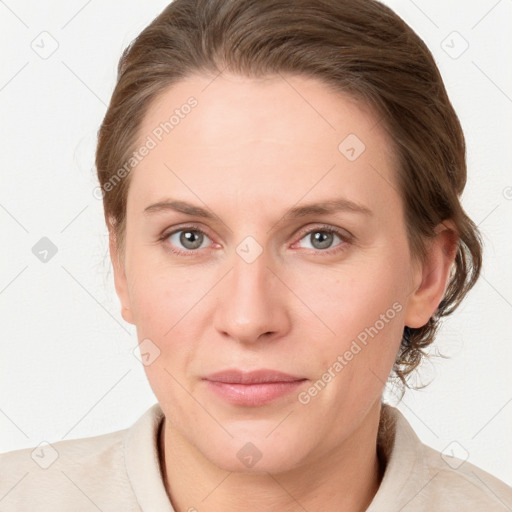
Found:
[370,404,512,511]
[419,441,512,510]
[0,423,138,511]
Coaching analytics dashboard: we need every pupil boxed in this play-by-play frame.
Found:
[181,231,202,249]
[177,230,333,251]
[313,231,333,249]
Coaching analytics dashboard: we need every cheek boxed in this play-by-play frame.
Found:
[291,266,406,420]
[127,265,204,409]
[289,251,408,385]
[126,254,218,364]
[127,253,199,334]
[298,259,405,335]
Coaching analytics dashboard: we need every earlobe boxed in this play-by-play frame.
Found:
[404,220,459,329]
[109,229,135,325]
[121,305,134,325]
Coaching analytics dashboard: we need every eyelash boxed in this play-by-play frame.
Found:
[158,223,352,257]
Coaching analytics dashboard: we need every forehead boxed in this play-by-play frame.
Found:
[130,73,399,215]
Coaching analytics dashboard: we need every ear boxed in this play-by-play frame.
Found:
[404,220,459,328]
[109,228,135,325]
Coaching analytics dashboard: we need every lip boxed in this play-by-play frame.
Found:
[204,369,306,384]
[203,369,308,406]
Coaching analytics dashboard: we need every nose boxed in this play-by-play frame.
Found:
[213,244,291,345]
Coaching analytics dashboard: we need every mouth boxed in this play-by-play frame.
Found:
[202,369,308,406]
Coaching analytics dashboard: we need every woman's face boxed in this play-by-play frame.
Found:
[112,73,434,472]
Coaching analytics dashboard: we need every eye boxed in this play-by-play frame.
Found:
[159,224,352,257]
[161,226,212,255]
[294,225,350,254]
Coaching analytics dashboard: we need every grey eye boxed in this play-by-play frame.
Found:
[169,230,209,250]
[298,230,342,250]
[310,231,335,249]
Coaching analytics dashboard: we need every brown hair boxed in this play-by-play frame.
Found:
[95,0,482,390]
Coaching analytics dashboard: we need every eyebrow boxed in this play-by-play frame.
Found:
[143,198,372,220]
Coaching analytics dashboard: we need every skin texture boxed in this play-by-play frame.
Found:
[109,73,457,511]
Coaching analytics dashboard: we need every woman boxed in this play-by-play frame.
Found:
[1,0,511,510]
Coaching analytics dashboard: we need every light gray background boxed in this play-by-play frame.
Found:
[1,0,511,488]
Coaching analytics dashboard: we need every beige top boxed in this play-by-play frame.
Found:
[1,402,511,511]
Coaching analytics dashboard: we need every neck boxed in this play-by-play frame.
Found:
[158,399,385,512]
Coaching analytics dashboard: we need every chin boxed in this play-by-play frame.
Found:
[194,428,310,474]
[210,446,302,475]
